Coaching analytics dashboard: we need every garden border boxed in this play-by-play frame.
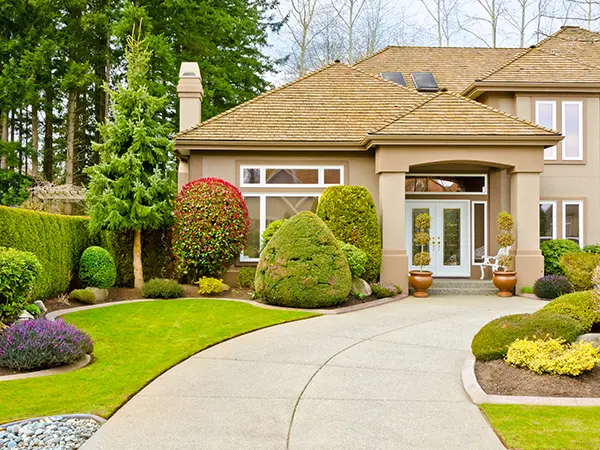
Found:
[462,354,600,406]
[0,355,91,383]
[1,414,106,428]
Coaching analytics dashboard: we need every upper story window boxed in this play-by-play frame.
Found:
[535,101,556,160]
[241,165,343,187]
[562,101,583,161]
[405,174,487,194]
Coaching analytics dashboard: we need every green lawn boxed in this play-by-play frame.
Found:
[482,404,600,450]
[0,299,315,424]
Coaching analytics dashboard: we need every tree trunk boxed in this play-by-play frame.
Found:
[66,91,76,185]
[31,104,38,177]
[43,93,53,181]
[133,229,144,289]
[0,111,7,169]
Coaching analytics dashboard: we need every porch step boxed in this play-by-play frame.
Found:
[411,279,497,296]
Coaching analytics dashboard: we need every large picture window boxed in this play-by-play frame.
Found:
[539,201,556,242]
[405,174,487,194]
[562,101,583,160]
[535,101,557,160]
[563,200,584,247]
[241,165,343,187]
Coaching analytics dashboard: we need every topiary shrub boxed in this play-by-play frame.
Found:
[0,319,94,371]
[540,239,582,275]
[196,277,229,295]
[370,281,401,299]
[537,291,598,332]
[79,246,117,289]
[142,279,183,299]
[69,289,98,305]
[506,338,598,376]
[255,212,352,308]
[172,178,250,279]
[261,219,286,251]
[316,186,381,282]
[339,241,368,279]
[237,267,256,289]
[533,275,574,299]
[560,252,600,291]
[471,312,585,361]
[0,247,42,323]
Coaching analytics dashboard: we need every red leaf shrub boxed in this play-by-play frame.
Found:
[172,178,250,279]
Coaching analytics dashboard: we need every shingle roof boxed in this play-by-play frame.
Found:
[373,92,560,136]
[536,26,600,68]
[353,47,521,92]
[177,63,425,142]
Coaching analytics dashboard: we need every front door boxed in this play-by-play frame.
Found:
[406,201,470,277]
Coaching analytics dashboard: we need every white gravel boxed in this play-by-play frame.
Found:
[0,416,100,449]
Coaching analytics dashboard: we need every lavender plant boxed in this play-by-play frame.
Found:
[0,319,94,371]
[370,281,402,299]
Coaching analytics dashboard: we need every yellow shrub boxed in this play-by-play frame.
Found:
[505,338,599,376]
[196,277,228,295]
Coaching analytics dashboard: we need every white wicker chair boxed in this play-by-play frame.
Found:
[480,246,511,279]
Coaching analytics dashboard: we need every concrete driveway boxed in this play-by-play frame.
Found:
[82,295,544,450]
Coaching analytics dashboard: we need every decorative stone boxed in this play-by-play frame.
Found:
[34,300,48,316]
[86,287,109,303]
[576,333,600,347]
[17,310,35,322]
[351,278,372,297]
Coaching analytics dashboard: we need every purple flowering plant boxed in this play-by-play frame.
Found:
[370,281,402,299]
[0,319,94,371]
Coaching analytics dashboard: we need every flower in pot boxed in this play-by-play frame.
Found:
[493,211,517,297]
[409,212,433,298]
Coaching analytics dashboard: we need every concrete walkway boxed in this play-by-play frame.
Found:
[82,295,545,450]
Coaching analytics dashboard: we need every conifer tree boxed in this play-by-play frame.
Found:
[86,25,176,289]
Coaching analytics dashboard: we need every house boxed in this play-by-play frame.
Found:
[174,26,600,294]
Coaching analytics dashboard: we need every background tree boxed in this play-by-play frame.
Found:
[85,27,176,289]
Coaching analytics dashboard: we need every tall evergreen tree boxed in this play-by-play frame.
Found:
[86,27,176,289]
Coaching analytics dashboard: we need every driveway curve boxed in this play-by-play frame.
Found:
[82,295,544,450]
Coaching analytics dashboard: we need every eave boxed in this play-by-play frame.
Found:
[362,133,563,149]
[174,139,367,155]
[462,81,600,99]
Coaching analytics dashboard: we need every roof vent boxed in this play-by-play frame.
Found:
[410,72,439,92]
[379,72,407,86]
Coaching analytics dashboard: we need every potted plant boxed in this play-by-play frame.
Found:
[493,211,517,297]
[409,212,433,297]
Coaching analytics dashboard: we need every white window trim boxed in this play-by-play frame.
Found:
[240,165,345,188]
[561,101,583,161]
[539,200,557,240]
[405,173,488,195]
[471,201,488,266]
[240,192,323,262]
[535,100,557,160]
[562,200,584,247]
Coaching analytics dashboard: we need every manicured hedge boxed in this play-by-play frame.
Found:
[560,252,600,292]
[537,290,598,332]
[540,239,582,275]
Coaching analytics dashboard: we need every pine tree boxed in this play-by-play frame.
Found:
[86,26,176,289]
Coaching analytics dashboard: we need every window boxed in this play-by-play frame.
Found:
[405,174,487,194]
[535,101,556,160]
[240,165,344,187]
[472,201,487,265]
[563,201,584,247]
[539,201,556,242]
[562,101,583,160]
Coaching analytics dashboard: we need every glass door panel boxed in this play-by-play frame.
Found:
[442,208,461,267]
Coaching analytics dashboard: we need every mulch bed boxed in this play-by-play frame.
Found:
[0,367,19,376]
[475,359,600,398]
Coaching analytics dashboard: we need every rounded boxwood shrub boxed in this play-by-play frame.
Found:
[69,289,98,305]
[471,312,585,361]
[237,267,256,289]
[339,241,367,279]
[172,178,250,279]
[261,219,286,251]
[142,278,183,299]
[255,212,352,308]
[560,252,600,291]
[316,186,381,282]
[0,319,94,371]
[540,239,582,275]
[533,275,573,299]
[79,246,116,289]
[0,246,42,323]
[537,291,598,332]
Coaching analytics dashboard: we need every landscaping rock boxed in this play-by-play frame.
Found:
[351,278,372,297]
[17,310,35,322]
[34,300,48,316]
[577,333,600,347]
[0,416,100,449]
[86,287,108,303]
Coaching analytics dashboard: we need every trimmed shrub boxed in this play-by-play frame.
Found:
[196,277,228,295]
[538,291,598,332]
[0,319,94,371]
[339,241,368,278]
[471,312,585,361]
[24,304,41,318]
[0,247,42,323]
[142,278,183,299]
[533,275,574,299]
[255,212,352,308]
[316,186,381,282]
[261,219,286,250]
[540,239,582,275]
[79,246,116,289]
[506,338,598,376]
[370,281,401,299]
[172,178,250,279]
[0,169,32,206]
[584,244,600,254]
[69,289,97,305]
[237,267,256,289]
[560,252,600,291]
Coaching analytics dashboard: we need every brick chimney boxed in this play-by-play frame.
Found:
[177,62,204,132]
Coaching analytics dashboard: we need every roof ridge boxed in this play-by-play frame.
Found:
[536,26,600,46]
[348,64,427,98]
[352,46,394,67]
[533,26,572,48]
[371,92,444,134]
[175,62,341,138]
[474,47,534,82]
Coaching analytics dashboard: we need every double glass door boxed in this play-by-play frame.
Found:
[406,201,470,277]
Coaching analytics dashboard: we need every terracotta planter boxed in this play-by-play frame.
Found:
[492,271,518,297]
[409,270,433,298]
